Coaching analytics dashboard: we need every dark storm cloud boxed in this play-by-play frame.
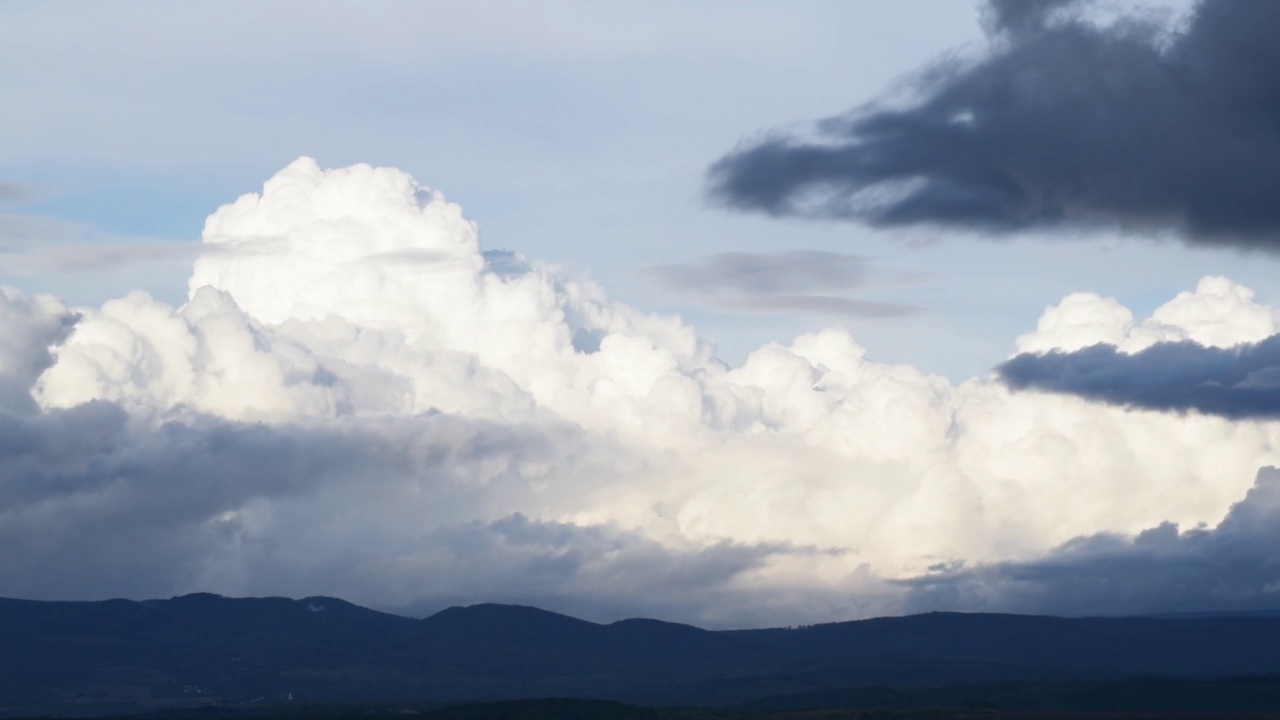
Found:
[901,466,1280,616]
[0,402,363,600]
[709,0,1280,249]
[984,0,1078,35]
[0,402,572,597]
[0,399,798,626]
[997,334,1280,419]
[384,513,799,625]
[644,251,920,318]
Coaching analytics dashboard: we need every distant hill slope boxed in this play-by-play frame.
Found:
[3,594,1280,716]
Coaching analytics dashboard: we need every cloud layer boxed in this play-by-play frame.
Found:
[5,158,1280,626]
[708,0,1280,248]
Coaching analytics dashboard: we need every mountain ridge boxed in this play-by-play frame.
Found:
[5,593,1280,716]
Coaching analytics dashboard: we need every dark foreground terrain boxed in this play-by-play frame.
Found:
[11,696,1280,720]
[4,594,1280,716]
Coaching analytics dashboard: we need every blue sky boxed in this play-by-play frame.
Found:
[4,0,1250,380]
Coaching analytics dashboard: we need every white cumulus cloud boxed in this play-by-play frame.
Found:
[1017,276,1280,355]
[5,158,1280,626]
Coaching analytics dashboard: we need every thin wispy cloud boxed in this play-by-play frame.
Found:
[726,294,918,319]
[644,251,921,318]
[0,240,204,274]
[0,213,81,244]
[0,213,283,274]
[0,181,38,206]
[647,251,872,295]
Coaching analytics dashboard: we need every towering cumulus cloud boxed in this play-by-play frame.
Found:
[6,158,1280,625]
[708,0,1280,248]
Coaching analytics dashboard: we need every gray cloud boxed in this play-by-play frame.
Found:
[644,251,920,319]
[708,0,1280,249]
[0,403,581,599]
[0,182,35,206]
[378,513,802,626]
[0,402,347,600]
[647,251,873,295]
[0,290,77,412]
[997,334,1280,419]
[901,466,1280,616]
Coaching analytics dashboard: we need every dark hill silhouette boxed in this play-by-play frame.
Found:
[415,603,763,670]
[3,594,1280,716]
[731,611,1280,675]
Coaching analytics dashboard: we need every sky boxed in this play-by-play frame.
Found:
[4,0,1280,627]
